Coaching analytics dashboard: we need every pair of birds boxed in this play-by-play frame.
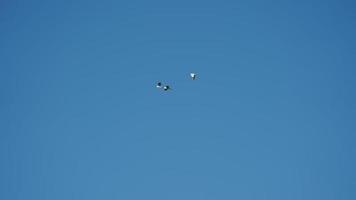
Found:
[156,73,197,91]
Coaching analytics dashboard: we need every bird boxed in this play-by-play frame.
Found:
[156,82,162,88]
[163,85,170,91]
[190,73,196,80]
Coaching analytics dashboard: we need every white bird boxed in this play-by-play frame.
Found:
[190,73,197,80]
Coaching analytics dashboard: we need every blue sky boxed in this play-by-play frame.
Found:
[1,0,356,199]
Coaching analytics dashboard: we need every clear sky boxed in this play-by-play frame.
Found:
[1,0,356,199]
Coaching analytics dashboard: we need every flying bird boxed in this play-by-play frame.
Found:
[190,73,197,80]
[163,85,171,91]
[156,82,162,88]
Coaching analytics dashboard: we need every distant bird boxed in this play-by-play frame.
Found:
[163,85,171,91]
[156,82,162,88]
[190,73,197,80]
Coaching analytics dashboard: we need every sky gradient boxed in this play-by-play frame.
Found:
[1,0,356,199]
